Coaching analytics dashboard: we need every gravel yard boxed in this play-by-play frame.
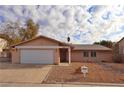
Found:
[43,62,124,84]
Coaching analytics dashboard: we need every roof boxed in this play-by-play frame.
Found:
[112,37,124,47]
[11,35,70,47]
[117,37,124,44]
[72,44,112,51]
[11,35,112,51]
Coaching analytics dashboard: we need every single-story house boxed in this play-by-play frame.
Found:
[113,37,124,63]
[11,35,112,65]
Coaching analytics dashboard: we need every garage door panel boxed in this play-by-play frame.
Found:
[20,50,54,64]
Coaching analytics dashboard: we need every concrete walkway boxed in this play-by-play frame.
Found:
[0,82,124,87]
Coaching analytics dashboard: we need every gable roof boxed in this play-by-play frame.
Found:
[11,35,113,51]
[11,35,69,47]
[113,37,124,47]
[72,44,112,51]
[117,37,124,44]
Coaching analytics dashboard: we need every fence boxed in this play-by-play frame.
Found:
[0,51,11,62]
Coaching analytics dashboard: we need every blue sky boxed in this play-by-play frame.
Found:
[0,5,124,44]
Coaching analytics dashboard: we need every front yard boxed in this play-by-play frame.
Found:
[0,62,124,84]
[43,62,124,84]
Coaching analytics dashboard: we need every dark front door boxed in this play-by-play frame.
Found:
[60,49,67,62]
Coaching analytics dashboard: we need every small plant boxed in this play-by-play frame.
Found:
[75,67,82,74]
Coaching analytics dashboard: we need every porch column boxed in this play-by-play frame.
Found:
[68,47,71,64]
[55,48,60,65]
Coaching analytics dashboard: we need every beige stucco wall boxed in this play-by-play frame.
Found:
[54,48,60,65]
[11,49,20,64]
[71,51,83,62]
[96,51,112,62]
[71,50,112,62]
[11,37,60,64]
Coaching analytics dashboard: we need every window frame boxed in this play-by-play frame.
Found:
[91,51,96,57]
[83,51,89,57]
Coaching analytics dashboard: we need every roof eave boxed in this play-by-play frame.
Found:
[73,49,112,51]
[11,35,70,47]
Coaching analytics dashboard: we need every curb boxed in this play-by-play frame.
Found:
[0,82,124,87]
[62,82,124,87]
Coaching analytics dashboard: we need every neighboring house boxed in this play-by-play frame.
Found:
[0,39,6,52]
[0,39,11,62]
[11,35,112,65]
[113,37,124,63]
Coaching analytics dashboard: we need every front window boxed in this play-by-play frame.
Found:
[83,51,89,57]
[91,51,96,57]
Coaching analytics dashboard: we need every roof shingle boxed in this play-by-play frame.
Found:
[72,44,112,51]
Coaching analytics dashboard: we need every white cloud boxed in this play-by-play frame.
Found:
[0,5,124,44]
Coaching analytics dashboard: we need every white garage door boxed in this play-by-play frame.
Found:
[20,49,54,64]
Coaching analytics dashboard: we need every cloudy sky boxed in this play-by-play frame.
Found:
[0,5,124,44]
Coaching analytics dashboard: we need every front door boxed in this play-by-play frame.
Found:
[60,49,67,62]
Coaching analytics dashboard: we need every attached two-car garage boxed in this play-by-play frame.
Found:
[11,35,71,65]
[20,49,54,64]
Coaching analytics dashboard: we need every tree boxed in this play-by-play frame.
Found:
[0,21,21,48]
[22,19,39,41]
[94,40,113,48]
[0,19,39,48]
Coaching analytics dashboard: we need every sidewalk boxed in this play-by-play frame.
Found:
[0,82,124,87]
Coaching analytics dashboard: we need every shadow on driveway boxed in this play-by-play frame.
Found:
[0,62,52,69]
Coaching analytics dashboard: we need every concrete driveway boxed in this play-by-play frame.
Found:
[0,62,52,84]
